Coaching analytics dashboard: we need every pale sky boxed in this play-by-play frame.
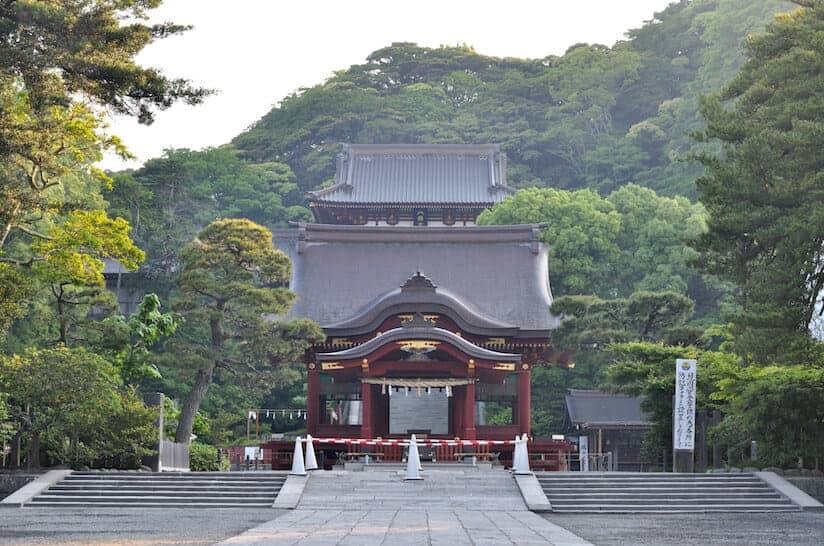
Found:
[101,0,676,171]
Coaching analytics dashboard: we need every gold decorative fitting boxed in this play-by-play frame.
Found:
[361,358,369,372]
[398,340,440,351]
[468,359,475,369]
[398,313,439,323]
[487,337,506,345]
[330,337,352,346]
[493,363,516,371]
[521,364,530,370]
[308,363,316,369]
[321,362,343,370]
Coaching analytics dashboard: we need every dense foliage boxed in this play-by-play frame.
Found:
[0,1,220,468]
[0,346,157,468]
[693,0,824,363]
[476,185,710,302]
[229,0,792,198]
[189,442,219,471]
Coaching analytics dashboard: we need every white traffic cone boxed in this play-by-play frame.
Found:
[290,436,306,475]
[515,434,531,475]
[304,434,318,471]
[405,434,423,480]
[511,435,521,473]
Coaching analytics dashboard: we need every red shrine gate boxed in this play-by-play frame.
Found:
[298,271,569,442]
[308,314,530,441]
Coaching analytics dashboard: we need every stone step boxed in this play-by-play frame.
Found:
[30,495,275,503]
[51,483,282,493]
[537,472,755,477]
[25,501,275,508]
[544,484,772,494]
[61,478,286,487]
[537,472,803,513]
[39,490,278,498]
[26,471,285,508]
[539,476,763,481]
[549,498,792,506]
[550,504,801,513]
[66,474,286,482]
[539,481,766,488]
[69,471,283,477]
[547,491,782,498]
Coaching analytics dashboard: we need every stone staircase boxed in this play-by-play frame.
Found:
[538,472,801,513]
[298,467,526,511]
[26,471,286,508]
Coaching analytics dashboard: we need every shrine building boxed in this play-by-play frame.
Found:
[275,143,569,442]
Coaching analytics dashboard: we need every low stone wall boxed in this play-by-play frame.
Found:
[0,473,37,497]
[786,477,824,503]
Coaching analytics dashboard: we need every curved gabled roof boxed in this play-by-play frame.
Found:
[276,223,560,332]
[316,321,522,363]
[324,272,517,337]
[310,144,514,206]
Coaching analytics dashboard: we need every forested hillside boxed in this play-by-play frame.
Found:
[109,0,794,293]
[230,0,793,198]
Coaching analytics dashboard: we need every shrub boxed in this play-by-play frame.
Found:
[189,442,218,471]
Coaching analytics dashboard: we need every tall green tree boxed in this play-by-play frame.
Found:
[172,219,323,442]
[93,293,179,384]
[106,148,311,282]
[0,0,208,339]
[477,186,714,306]
[710,361,824,467]
[693,0,824,363]
[0,346,156,469]
[29,210,144,345]
[477,188,621,295]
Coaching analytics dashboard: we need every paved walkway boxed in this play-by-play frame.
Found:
[219,467,591,545]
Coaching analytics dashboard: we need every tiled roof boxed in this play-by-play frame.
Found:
[310,144,513,206]
[273,223,558,332]
[316,324,522,363]
[565,390,651,427]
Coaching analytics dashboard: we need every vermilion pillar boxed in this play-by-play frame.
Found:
[518,367,531,436]
[307,364,319,435]
[464,381,476,440]
[361,361,373,439]
[453,388,464,437]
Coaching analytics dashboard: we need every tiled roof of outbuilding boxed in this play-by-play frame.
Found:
[565,390,651,427]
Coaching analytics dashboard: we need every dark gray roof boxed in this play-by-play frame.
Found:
[103,258,130,275]
[310,144,513,206]
[565,390,651,428]
[323,272,518,337]
[316,322,522,363]
[273,223,559,332]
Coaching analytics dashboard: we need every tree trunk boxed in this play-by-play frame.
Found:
[175,366,214,443]
[55,284,68,345]
[27,430,40,470]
